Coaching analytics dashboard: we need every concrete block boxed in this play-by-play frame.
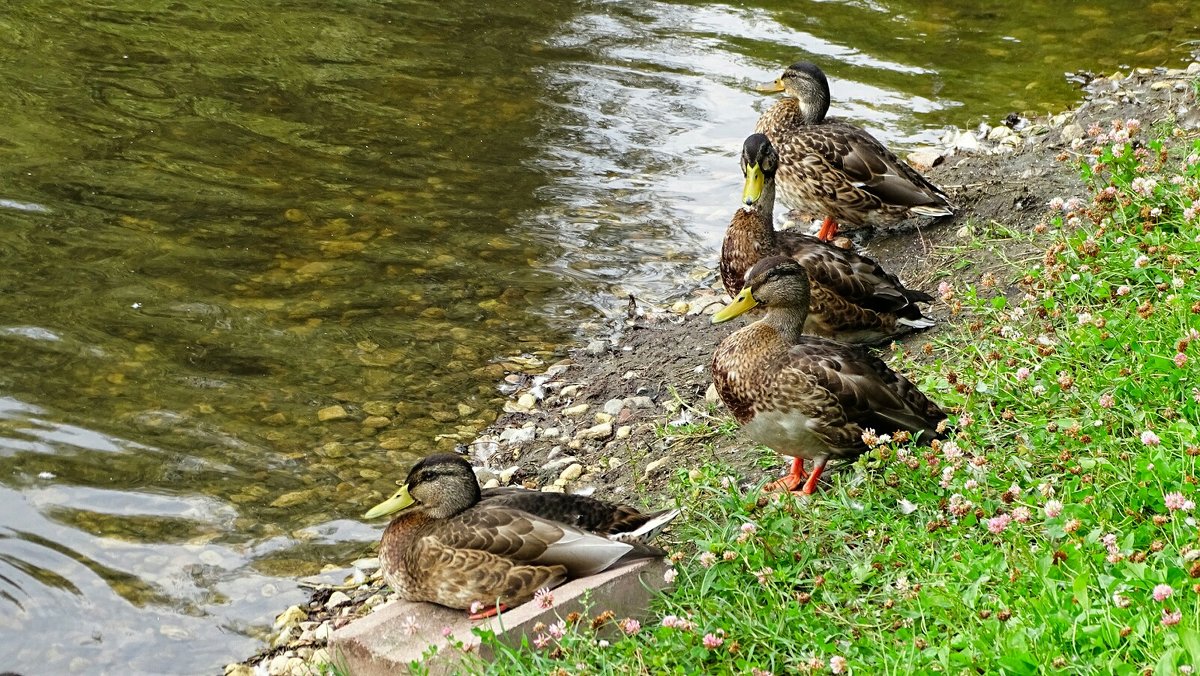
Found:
[328,558,669,675]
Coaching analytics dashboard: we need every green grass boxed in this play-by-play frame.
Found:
[466,122,1200,674]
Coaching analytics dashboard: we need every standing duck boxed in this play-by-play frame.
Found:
[711,256,947,493]
[722,133,934,344]
[363,453,674,617]
[755,61,953,241]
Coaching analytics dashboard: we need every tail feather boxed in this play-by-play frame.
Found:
[897,316,935,329]
[911,204,954,218]
[608,508,680,544]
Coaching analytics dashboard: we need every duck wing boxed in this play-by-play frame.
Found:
[778,231,932,316]
[821,121,953,214]
[783,338,945,445]
[480,487,678,539]
[432,506,664,577]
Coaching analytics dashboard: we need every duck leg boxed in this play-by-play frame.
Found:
[764,457,808,492]
[816,216,839,241]
[468,602,508,620]
[800,456,830,494]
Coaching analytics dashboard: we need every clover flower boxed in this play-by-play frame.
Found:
[1153,584,1173,602]
[1045,500,1064,518]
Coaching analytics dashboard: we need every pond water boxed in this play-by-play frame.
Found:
[1,0,1195,671]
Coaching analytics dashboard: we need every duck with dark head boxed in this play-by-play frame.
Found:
[364,453,676,618]
[755,61,954,241]
[712,255,947,494]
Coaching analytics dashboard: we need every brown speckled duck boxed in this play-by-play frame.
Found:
[755,61,953,241]
[363,453,676,617]
[722,133,934,344]
[711,256,946,493]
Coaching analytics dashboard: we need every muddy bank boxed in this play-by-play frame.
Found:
[227,60,1200,675]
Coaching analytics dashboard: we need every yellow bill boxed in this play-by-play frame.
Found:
[712,287,759,324]
[755,78,785,93]
[363,484,415,518]
[743,163,764,205]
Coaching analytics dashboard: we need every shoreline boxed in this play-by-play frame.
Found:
[227,59,1200,676]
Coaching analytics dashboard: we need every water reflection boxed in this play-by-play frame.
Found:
[1,0,1197,671]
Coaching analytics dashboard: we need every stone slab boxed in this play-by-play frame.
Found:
[328,558,669,675]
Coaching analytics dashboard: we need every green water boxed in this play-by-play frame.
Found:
[0,0,1195,671]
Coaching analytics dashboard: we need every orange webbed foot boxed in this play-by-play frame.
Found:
[764,457,807,492]
[816,216,839,241]
[468,602,507,620]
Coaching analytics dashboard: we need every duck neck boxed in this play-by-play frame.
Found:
[790,89,828,125]
[763,303,809,344]
[735,179,779,246]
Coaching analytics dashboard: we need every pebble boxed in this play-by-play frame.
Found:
[944,129,980,152]
[615,425,632,439]
[671,300,690,314]
[225,665,254,676]
[906,148,944,171]
[268,654,291,675]
[499,427,536,444]
[644,457,670,477]
[559,463,583,482]
[474,467,498,484]
[309,648,332,666]
[312,621,333,641]
[562,403,589,416]
[545,363,571,377]
[1060,123,1084,142]
[362,416,391,428]
[705,383,720,404]
[560,384,581,398]
[352,557,380,573]
[688,469,703,481]
[577,422,612,440]
[325,591,352,610]
[622,370,638,380]
[317,405,349,422]
[517,393,537,410]
[607,457,623,469]
[498,466,518,484]
[541,485,565,493]
[585,339,608,356]
[275,605,307,629]
[625,396,654,409]
[271,488,318,509]
[987,125,1014,141]
[540,427,560,439]
[198,550,223,566]
[542,456,579,473]
[594,412,614,424]
[362,401,393,416]
[602,398,625,416]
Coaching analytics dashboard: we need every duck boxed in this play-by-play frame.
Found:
[363,453,676,618]
[711,255,947,494]
[722,133,934,344]
[755,61,953,241]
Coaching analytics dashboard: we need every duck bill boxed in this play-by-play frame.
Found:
[755,78,785,93]
[712,288,759,324]
[743,163,764,205]
[364,484,415,518]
